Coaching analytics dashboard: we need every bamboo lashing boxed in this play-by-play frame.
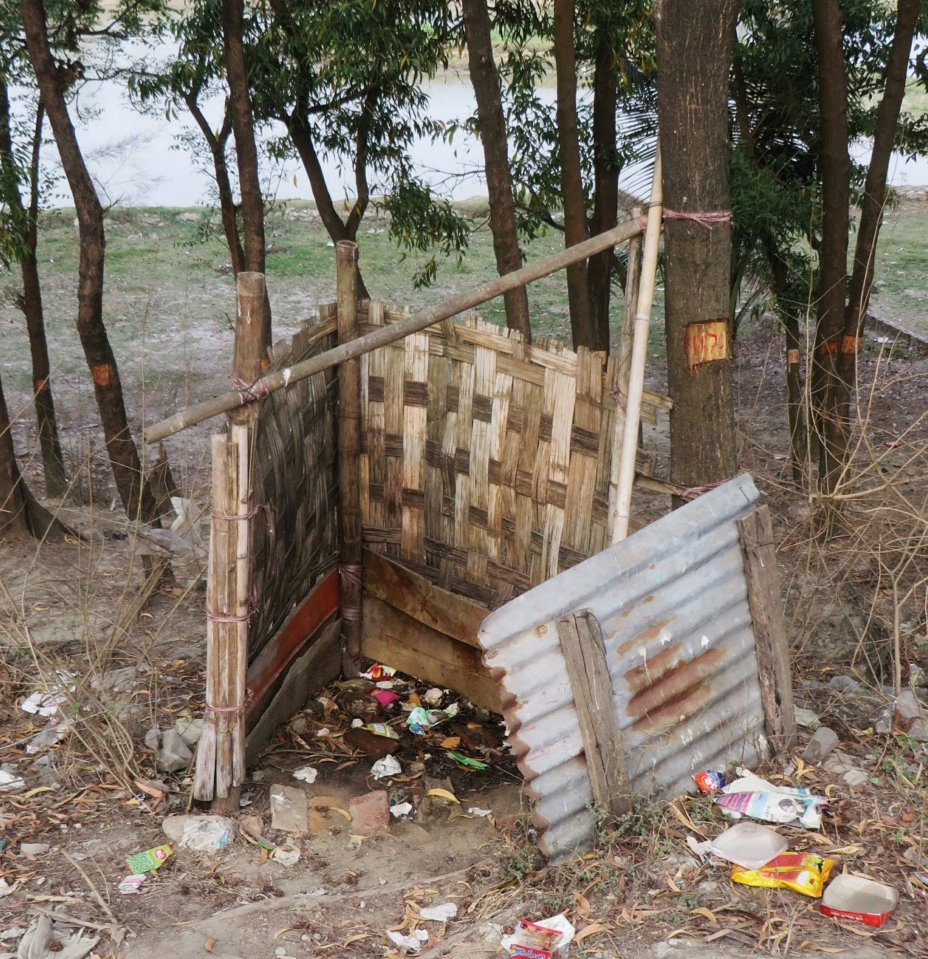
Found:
[336,241,363,673]
[610,147,663,543]
[144,216,646,444]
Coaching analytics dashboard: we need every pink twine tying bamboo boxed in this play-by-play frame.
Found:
[231,374,270,406]
[662,209,731,228]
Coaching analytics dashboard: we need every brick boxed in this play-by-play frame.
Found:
[349,789,390,836]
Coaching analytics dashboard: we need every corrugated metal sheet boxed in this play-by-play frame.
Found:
[478,473,768,860]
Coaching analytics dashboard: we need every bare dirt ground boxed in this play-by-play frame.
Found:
[2,222,928,957]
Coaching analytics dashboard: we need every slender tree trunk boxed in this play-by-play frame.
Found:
[285,112,370,299]
[587,18,620,348]
[221,0,270,349]
[763,237,807,484]
[655,0,738,489]
[20,0,160,525]
[839,0,919,381]
[461,0,531,341]
[553,0,594,349]
[0,78,66,496]
[0,372,58,538]
[810,0,851,497]
[187,94,245,277]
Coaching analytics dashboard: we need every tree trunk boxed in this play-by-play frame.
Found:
[187,93,245,277]
[654,0,738,489]
[461,0,531,341]
[221,0,270,349]
[764,238,807,484]
[553,0,594,349]
[587,18,620,347]
[0,372,58,538]
[839,0,919,394]
[0,76,66,497]
[810,0,851,497]
[285,112,371,300]
[20,0,160,525]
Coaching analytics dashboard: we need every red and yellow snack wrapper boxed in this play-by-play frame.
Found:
[731,852,835,898]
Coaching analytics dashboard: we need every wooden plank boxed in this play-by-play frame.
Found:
[245,569,340,721]
[361,594,501,712]
[557,609,631,817]
[362,548,487,648]
[246,620,341,764]
[738,507,797,755]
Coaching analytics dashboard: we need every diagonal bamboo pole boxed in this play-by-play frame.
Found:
[609,147,663,544]
[144,216,646,445]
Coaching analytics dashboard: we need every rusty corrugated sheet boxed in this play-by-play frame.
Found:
[478,473,768,860]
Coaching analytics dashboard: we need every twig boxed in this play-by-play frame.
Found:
[29,906,115,933]
[62,851,118,925]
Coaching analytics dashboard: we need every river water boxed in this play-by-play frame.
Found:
[28,69,928,208]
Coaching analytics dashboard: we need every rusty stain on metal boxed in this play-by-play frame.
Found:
[478,473,767,862]
[615,616,674,656]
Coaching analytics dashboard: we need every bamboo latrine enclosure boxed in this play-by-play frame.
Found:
[179,202,670,804]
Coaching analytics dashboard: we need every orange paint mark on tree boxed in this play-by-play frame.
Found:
[684,320,730,369]
[91,363,115,387]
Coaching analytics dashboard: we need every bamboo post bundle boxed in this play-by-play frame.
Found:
[194,272,265,807]
[336,241,363,674]
[609,148,663,544]
[144,216,646,444]
[194,430,248,803]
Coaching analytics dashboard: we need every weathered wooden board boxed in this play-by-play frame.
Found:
[362,548,487,648]
[557,610,631,817]
[361,594,500,712]
[246,570,339,727]
[738,506,797,754]
[246,619,341,763]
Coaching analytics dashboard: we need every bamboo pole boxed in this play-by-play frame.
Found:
[231,272,269,420]
[144,216,646,444]
[336,241,363,675]
[194,272,264,806]
[194,433,241,802]
[609,149,663,544]
[607,208,644,539]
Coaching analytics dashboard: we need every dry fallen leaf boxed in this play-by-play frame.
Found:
[575,922,605,943]
[426,788,459,804]
[574,892,592,919]
[690,907,719,926]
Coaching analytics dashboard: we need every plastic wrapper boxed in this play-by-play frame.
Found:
[693,770,726,794]
[731,852,835,897]
[125,843,173,874]
[714,790,826,829]
[714,769,826,829]
[501,914,575,959]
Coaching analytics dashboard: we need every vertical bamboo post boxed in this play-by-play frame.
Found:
[336,241,363,675]
[610,148,663,544]
[618,207,644,397]
[194,272,265,808]
[608,208,643,527]
[194,433,241,803]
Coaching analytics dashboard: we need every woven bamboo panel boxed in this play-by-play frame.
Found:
[358,305,660,610]
[248,313,339,660]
